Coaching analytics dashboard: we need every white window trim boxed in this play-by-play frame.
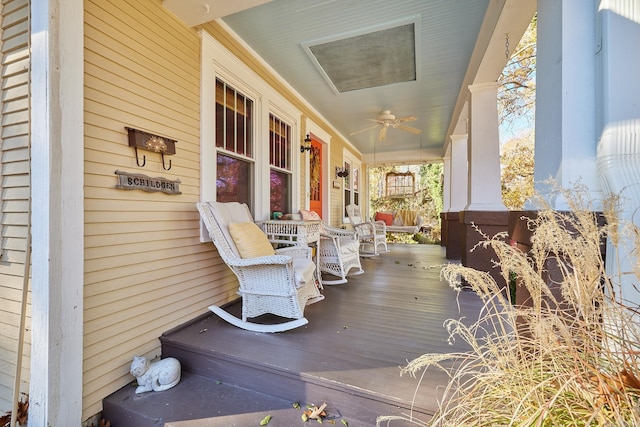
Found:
[200,31,302,241]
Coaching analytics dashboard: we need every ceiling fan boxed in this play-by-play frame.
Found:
[349,110,422,141]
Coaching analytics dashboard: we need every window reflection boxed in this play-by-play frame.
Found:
[217,153,251,207]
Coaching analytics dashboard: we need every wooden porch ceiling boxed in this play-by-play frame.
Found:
[163,0,536,162]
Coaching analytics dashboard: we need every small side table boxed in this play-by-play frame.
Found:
[258,220,323,288]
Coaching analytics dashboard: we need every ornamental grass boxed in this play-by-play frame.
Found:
[379,184,640,426]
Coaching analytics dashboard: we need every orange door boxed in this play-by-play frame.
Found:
[309,137,322,217]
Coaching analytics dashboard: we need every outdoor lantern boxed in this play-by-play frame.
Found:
[300,133,312,152]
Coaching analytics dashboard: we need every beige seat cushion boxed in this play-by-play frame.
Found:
[228,222,275,259]
[338,238,360,254]
[292,257,316,285]
[207,202,255,257]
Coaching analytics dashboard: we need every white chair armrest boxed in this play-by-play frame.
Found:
[352,222,370,234]
[322,225,357,240]
[373,220,387,233]
[320,233,342,251]
[275,245,312,260]
[226,254,292,267]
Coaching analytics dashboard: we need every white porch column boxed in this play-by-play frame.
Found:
[534,0,599,208]
[30,0,84,425]
[466,83,506,211]
[443,133,469,259]
[442,148,451,212]
[598,0,640,126]
[449,133,469,212]
[596,0,640,309]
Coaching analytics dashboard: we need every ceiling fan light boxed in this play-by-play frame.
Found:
[378,110,396,121]
[350,109,420,141]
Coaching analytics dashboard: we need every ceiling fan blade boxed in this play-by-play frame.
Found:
[378,125,388,141]
[397,115,417,123]
[349,124,379,136]
[397,124,422,134]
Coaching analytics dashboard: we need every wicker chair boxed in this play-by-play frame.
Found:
[346,204,389,256]
[318,224,364,285]
[196,201,324,333]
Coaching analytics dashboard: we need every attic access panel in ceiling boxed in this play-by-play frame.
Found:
[303,20,418,94]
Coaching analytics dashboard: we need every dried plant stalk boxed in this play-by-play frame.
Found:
[379,183,640,427]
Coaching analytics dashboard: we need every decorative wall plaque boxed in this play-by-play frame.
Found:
[115,170,181,195]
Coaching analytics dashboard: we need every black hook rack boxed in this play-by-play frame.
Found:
[162,153,171,171]
[126,127,177,170]
[134,146,146,167]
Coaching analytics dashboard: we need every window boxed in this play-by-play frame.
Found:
[215,79,254,208]
[201,33,301,222]
[342,151,361,222]
[269,113,292,214]
[386,171,415,198]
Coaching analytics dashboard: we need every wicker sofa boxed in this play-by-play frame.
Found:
[374,210,424,234]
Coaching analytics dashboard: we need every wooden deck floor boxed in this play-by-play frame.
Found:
[159,243,486,425]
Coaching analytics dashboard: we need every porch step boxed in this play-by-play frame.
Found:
[102,337,416,427]
[159,326,420,426]
[102,371,367,427]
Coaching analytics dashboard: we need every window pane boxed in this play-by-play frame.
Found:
[244,101,253,157]
[215,81,224,148]
[353,167,359,192]
[216,79,253,158]
[344,188,351,217]
[237,110,246,155]
[269,114,291,171]
[225,86,235,152]
[270,169,290,214]
[217,153,252,207]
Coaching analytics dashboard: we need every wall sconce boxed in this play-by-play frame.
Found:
[126,127,177,171]
[335,166,349,178]
[300,134,312,153]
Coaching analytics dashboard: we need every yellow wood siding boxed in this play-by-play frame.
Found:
[0,0,365,421]
[0,0,30,414]
[82,0,236,419]
[0,0,366,420]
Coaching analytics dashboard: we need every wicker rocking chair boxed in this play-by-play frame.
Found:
[346,204,389,256]
[318,224,364,285]
[197,201,324,333]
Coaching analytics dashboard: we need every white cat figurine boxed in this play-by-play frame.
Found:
[130,355,181,394]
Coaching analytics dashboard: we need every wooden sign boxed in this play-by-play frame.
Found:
[115,170,181,195]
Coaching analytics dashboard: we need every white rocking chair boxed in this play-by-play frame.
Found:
[197,201,324,333]
[318,224,364,285]
[346,204,389,256]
